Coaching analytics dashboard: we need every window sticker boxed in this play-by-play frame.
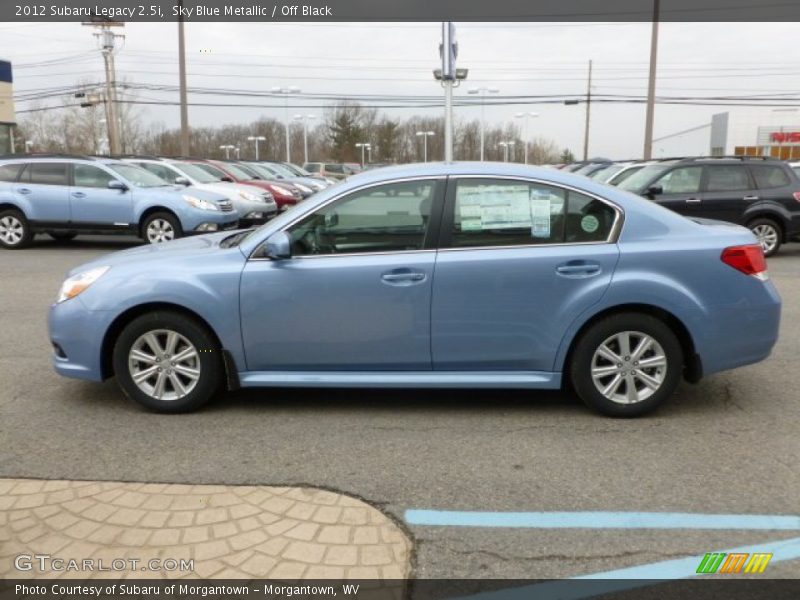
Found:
[581,214,600,233]
[530,198,552,238]
[458,185,532,230]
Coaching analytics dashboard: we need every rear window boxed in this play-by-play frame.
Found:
[704,165,752,192]
[326,164,344,173]
[28,163,69,186]
[750,165,791,189]
[304,163,321,173]
[0,163,22,182]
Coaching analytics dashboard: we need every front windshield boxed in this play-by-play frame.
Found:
[588,165,617,181]
[246,163,281,179]
[266,163,297,178]
[283,163,310,176]
[193,163,227,181]
[173,162,220,184]
[617,164,671,192]
[107,164,168,188]
[224,163,257,180]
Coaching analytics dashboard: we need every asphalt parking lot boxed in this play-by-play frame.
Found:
[1,235,799,580]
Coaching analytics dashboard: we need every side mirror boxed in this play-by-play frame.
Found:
[264,231,292,260]
[221,176,234,183]
[108,180,128,191]
[174,176,191,186]
[646,184,663,197]
[324,212,339,228]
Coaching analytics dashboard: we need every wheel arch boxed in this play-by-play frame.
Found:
[744,210,788,242]
[561,303,702,385]
[137,207,181,237]
[100,302,239,390]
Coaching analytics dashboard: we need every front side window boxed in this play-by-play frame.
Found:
[0,163,22,182]
[285,180,436,256]
[704,165,751,192]
[73,164,115,189]
[617,164,671,193]
[449,179,616,248]
[28,162,69,186]
[654,166,702,194]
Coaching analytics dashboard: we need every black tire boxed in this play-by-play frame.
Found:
[141,212,183,245]
[0,209,33,249]
[569,313,683,418]
[48,232,78,242]
[747,217,782,257]
[112,311,223,413]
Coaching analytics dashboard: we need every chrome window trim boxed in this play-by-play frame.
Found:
[247,173,624,261]
[248,175,445,261]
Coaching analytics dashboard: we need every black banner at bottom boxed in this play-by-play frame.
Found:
[3,579,800,600]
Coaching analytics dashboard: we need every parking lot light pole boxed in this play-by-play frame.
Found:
[293,114,317,165]
[247,135,266,161]
[219,144,235,159]
[272,86,300,162]
[468,87,499,161]
[415,131,435,162]
[355,142,371,167]
[498,141,515,162]
[514,111,539,164]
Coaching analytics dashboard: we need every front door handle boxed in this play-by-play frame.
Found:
[381,269,427,285]
[16,188,31,195]
[556,261,602,278]
[71,192,86,199]
[743,195,759,201]
[685,197,702,203]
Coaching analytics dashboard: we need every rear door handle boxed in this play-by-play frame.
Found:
[16,188,31,195]
[381,270,427,285]
[71,192,86,199]
[685,197,702,203]
[556,262,602,278]
[743,195,759,201]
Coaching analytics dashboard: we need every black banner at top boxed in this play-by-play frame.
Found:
[2,0,799,22]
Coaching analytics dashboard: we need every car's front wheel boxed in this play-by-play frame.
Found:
[112,312,223,412]
[142,212,183,244]
[748,217,781,257]
[570,313,683,417]
[0,209,33,249]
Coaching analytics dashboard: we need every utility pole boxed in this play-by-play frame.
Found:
[643,0,660,160]
[84,20,124,155]
[177,0,190,156]
[441,22,456,162]
[583,60,592,161]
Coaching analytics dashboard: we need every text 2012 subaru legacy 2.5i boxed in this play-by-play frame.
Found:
[48,162,781,417]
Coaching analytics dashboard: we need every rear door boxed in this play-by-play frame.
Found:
[15,162,71,223]
[69,163,134,226]
[700,164,755,224]
[431,177,621,372]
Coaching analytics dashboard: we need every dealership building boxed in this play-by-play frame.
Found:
[0,60,14,154]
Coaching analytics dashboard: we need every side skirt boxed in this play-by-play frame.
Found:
[238,371,562,389]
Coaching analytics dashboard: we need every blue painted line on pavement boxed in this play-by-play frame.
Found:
[404,509,800,530]
[455,536,800,600]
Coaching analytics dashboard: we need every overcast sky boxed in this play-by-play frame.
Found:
[3,21,800,159]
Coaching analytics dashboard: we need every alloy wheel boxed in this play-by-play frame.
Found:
[128,329,201,401]
[0,215,24,246]
[590,330,667,404]
[752,224,778,255]
[146,219,175,243]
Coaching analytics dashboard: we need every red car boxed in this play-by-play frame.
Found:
[198,159,303,212]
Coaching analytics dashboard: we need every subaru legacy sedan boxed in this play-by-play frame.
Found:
[48,162,781,417]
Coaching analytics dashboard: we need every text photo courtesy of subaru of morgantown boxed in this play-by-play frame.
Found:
[0,2,799,599]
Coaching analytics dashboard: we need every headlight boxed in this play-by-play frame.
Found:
[183,195,219,211]
[57,266,110,303]
[238,190,263,203]
[268,184,292,196]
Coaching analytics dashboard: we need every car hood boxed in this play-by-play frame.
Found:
[67,230,245,276]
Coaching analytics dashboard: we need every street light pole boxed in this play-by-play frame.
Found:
[272,86,300,162]
[247,135,266,161]
[514,111,539,164]
[293,114,316,165]
[583,59,592,161]
[416,131,434,162]
[643,0,660,160]
[355,142,371,167]
[468,87,499,161]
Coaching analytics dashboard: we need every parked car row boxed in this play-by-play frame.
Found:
[562,156,800,256]
[0,154,334,249]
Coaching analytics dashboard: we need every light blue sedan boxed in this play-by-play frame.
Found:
[48,162,781,416]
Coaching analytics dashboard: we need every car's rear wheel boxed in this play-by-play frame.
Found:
[112,312,223,413]
[748,217,781,257]
[570,313,683,417]
[48,232,78,242]
[142,212,183,244]
[0,209,33,249]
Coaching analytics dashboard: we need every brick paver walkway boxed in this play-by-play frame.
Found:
[0,479,412,579]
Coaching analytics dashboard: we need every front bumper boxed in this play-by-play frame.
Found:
[49,298,111,382]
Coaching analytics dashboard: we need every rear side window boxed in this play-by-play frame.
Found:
[704,165,752,192]
[449,179,616,248]
[0,163,22,182]
[28,163,69,186]
[73,165,115,188]
[750,165,791,189]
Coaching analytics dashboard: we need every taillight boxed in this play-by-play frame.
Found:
[793,192,800,203]
[721,244,768,279]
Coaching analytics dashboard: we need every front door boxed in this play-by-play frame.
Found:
[649,165,705,219]
[431,178,621,372]
[240,179,444,371]
[69,164,133,226]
